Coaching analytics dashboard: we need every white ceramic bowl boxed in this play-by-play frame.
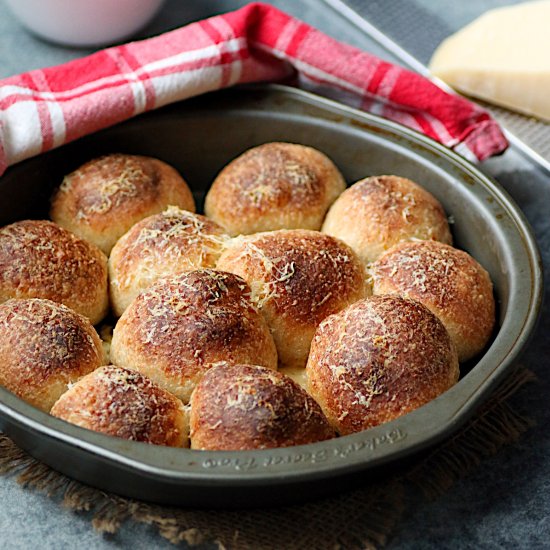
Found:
[4,0,166,47]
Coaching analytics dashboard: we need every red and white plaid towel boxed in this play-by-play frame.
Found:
[0,2,508,176]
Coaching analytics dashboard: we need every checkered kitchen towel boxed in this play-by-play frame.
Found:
[0,2,508,176]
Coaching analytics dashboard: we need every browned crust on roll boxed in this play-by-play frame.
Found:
[0,220,108,324]
[322,175,452,264]
[50,154,195,254]
[0,298,104,412]
[306,295,459,435]
[51,365,187,447]
[109,206,230,316]
[204,142,346,235]
[110,269,278,403]
[189,363,334,450]
[371,240,495,362]
[216,229,369,369]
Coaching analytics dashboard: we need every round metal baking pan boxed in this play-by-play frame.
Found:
[0,84,543,507]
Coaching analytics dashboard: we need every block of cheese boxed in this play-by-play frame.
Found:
[429,0,550,121]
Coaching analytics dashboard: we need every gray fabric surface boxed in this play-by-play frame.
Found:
[0,0,549,548]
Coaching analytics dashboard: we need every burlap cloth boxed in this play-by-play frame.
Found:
[0,367,534,549]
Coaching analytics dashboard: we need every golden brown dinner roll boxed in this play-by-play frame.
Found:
[190,363,334,450]
[204,142,345,235]
[371,240,495,362]
[216,229,368,369]
[322,175,452,264]
[0,298,104,412]
[306,295,459,435]
[50,154,195,254]
[0,220,108,324]
[51,365,188,447]
[110,269,277,403]
[109,206,229,317]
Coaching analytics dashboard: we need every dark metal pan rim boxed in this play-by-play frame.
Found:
[0,84,543,492]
